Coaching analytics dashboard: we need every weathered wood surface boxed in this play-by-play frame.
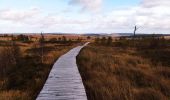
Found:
[36,43,88,100]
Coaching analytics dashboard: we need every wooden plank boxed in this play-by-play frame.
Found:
[36,43,88,100]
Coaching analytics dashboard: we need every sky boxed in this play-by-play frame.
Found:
[0,0,170,34]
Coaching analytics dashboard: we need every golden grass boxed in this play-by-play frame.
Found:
[0,90,29,100]
[0,41,79,100]
[77,44,170,100]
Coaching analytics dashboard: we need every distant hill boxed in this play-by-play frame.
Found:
[0,33,170,37]
[83,33,170,37]
[83,33,137,37]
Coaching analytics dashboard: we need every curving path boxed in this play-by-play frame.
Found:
[36,43,89,100]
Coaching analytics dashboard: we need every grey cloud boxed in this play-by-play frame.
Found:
[141,0,170,8]
[69,0,102,12]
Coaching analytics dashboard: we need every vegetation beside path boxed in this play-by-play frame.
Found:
[77,37,170,100]
[0,34,81,100]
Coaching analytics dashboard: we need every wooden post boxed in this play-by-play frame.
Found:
[133,26,139,47]
[40,32,44,64]
[134,25,137,37]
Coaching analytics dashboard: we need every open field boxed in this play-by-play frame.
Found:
[0,33,170,100]
[77,37,170,100]
[0,34,87,100]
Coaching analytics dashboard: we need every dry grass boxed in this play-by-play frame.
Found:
[0,90,28,100]
[77,42,170,100]
[0,40,79,100]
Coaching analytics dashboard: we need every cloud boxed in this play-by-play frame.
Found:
[136,0,170,30]
[0,0,170,33]
[69,0,102,12]
[95,0,170,33]
[54,0,170,33]
[0,7,40,22]
[141,0,170,8]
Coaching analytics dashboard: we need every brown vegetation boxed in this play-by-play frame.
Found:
[0,34,82,100]
[77,37,170,100]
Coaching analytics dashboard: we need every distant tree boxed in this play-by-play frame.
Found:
[77,37,82,42]
[68,39,72,43]
[11,34,14,41]
[62,36,67,43]
[17,34,29,41]
[107,36,113,45]
[95,37,100,44]
[119,36,126,40]
[87,36,91,39]
[39,33,45,43]
[101,37,106,45]
[3,34,8,37]
[58,37,62,41]
[49,38,57,43]
[40,32,45,64]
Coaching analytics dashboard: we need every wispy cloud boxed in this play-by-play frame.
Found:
[69,0,103,12]
[141,0,170,7]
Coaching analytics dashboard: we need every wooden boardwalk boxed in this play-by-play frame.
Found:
[36,43,88,100]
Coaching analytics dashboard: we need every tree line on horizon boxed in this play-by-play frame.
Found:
[0,34,83,44]
[95,36,113,46]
